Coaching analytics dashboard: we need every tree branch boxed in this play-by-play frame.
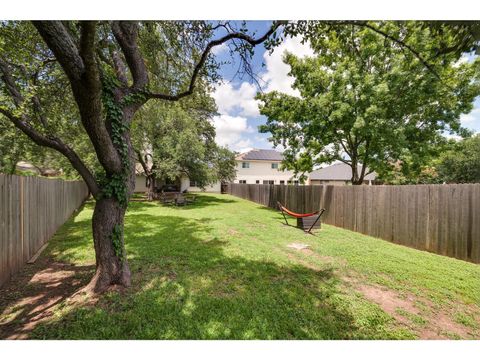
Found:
[111,21,149,89]
[0,108,100,196]
[79,21,100,88]
[327,21,441,79]
[143,21,287,101]
[0,57,23,106]
[1,54,99,196]
[33,21,123,174]
[32,21,85,83]
[136,149,151,177]
[111,50,129,86]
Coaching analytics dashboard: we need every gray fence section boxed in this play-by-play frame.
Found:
[227,183,480,264]
[0,175,89,287]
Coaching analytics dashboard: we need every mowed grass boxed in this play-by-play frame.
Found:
[23,194,480,339]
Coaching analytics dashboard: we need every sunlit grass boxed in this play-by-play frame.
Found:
[31,194,480,339]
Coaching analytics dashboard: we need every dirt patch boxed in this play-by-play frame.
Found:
[0,257,94,339]
[344,277,476,339]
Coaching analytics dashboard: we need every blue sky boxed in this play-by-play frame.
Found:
[210,21,480,153]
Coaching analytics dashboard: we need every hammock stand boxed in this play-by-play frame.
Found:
[277,201,326,233]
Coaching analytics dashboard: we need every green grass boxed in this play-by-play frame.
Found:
[18,194,480,339]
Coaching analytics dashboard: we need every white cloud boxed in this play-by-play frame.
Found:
[460,108,480,125]
[211,114,254,151]
[210,36,314,151]
[211,42,228,56]
[261,36,314,96]
[212,36,314,119]
[453,53,476,67]
[212,81,260,117]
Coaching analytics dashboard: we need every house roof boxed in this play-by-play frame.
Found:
[309,163,376,181]
[236,149,283,161]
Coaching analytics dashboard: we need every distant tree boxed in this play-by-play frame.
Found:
[436,135,480,183]
[213,146,237,184]
[132,88,235,200]
[258,23,480,184]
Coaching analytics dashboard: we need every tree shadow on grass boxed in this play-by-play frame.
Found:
[0,201,98,339]
[26,211,387,340]
[0,259,95,339]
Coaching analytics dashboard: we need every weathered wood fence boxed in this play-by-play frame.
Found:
[0,174,89,287]
[227,183,480,264]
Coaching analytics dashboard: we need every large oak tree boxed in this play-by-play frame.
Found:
[0,20,284,293]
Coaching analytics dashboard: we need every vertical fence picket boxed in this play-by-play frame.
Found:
[0,175,88,287]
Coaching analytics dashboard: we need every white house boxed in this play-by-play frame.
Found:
[134,149,377,193]
[233,149,302,185]
[134,165,220,193]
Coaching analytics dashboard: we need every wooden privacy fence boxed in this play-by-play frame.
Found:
[0,174,89,287]
[227,183,480,264]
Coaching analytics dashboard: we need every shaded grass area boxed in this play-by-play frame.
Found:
[2,194,479,339]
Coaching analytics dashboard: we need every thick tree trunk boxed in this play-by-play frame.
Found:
[85,197,131,293]
[147,175,155,201]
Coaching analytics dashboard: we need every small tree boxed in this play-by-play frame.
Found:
[258,23,480,184]
[213,146,237,184]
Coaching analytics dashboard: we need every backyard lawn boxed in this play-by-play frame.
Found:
[1,193,479,339]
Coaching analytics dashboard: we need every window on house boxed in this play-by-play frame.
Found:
[271,163,278,169]
[189,180,197,187]
[242,162,250,168]
[239,180,247,184]
[280,180,285,185]
[263,180,274,185]
[287,180,292,185]
[294,180,299,185]
[255,180,260,184]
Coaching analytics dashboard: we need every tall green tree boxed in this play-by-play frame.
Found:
[132,88,236,200]
[0,20,284,293]
[258,23,480,184]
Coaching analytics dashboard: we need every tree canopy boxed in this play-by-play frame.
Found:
[132,86,236,197]
[258,22,480,184]
[436,135,480,183]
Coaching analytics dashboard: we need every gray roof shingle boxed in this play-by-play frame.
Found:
[236,149,283,161]
[309,163,376,181]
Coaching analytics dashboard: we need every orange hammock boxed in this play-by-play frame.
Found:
[277,201,326,233]
[277,203,319,218]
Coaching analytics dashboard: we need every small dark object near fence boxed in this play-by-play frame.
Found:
[297,215,323,232]
[277,201,326,234]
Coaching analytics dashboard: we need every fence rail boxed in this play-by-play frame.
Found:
[0,174,89,287]
[227,183,480,264]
